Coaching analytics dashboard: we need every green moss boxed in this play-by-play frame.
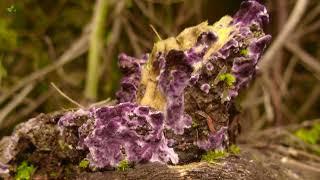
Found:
[229,144,241,154]
[294,123,320,145]
[218,73,236,87]
[201,150,228,163]
[15,161,36,180]
[253,31,263,38]
[7,5,17,13]
[116,160,130,171]
[294,123,320,155]
[79,159,90,169]
[239,48,249,56]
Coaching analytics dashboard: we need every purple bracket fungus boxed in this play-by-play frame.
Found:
[116,53,148,103]
[82,103,178,168]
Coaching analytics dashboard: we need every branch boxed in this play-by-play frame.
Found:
[297,20,320,37]
[302,3,320,25]
[280,56,298,95]
[50,82,84,108]
[297,85,320,118]
[84,0,109,100]
[0,84,34,127]
[134,0,170,35]
[0,32,89,105]
[122,17,143,56]
[260,0,309,71]
[285,42,320,76]
[1,89,54,129]
[100,0,126,79]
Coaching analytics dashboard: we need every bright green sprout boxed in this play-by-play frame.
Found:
[239,48,249,56]
[7,5,17,13]
[116,160,130,171]
[79,159,90,169]
[201,150,228,163]
[15,161,36,180]
[219,73,236,86]
[229,144,241,154]
[294,123,320,145]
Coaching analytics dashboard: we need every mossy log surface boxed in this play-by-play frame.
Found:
[78,153,291,180]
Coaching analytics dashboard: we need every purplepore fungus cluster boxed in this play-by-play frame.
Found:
[59,104,178,168]
[58,0,271,169]
[0,0,271,173]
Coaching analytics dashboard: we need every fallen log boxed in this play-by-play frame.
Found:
[0,1,275,179]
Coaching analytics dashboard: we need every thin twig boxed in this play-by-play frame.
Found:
[302,3,320,25]
[196,111,216,133]
[126,11,154,38]
[134,0,170,35]
[272,0,288,92]
[43,36,57,60]
[122,18,143,56]
[0,84,34,126]
[261,83,274,122]
[89,98,117,108]
[285,42,320,77]
[282,157,320,173]
[269,144,320,163]
[281,56,298,95]
[1,89,54,129]
[50,82,84,108]
[297,85,320,118]
[260,0,309,70]
[297,20,320,37]
[149,24,162,41]
[261,75,282,125]
[44,35,80,87]
[0,31,89,105]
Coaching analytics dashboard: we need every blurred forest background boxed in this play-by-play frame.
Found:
[0,0,319,138]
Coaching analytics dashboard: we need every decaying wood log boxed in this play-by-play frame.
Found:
[0,1,278,179]
[78,153,294,180]
[1,112,320,179]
